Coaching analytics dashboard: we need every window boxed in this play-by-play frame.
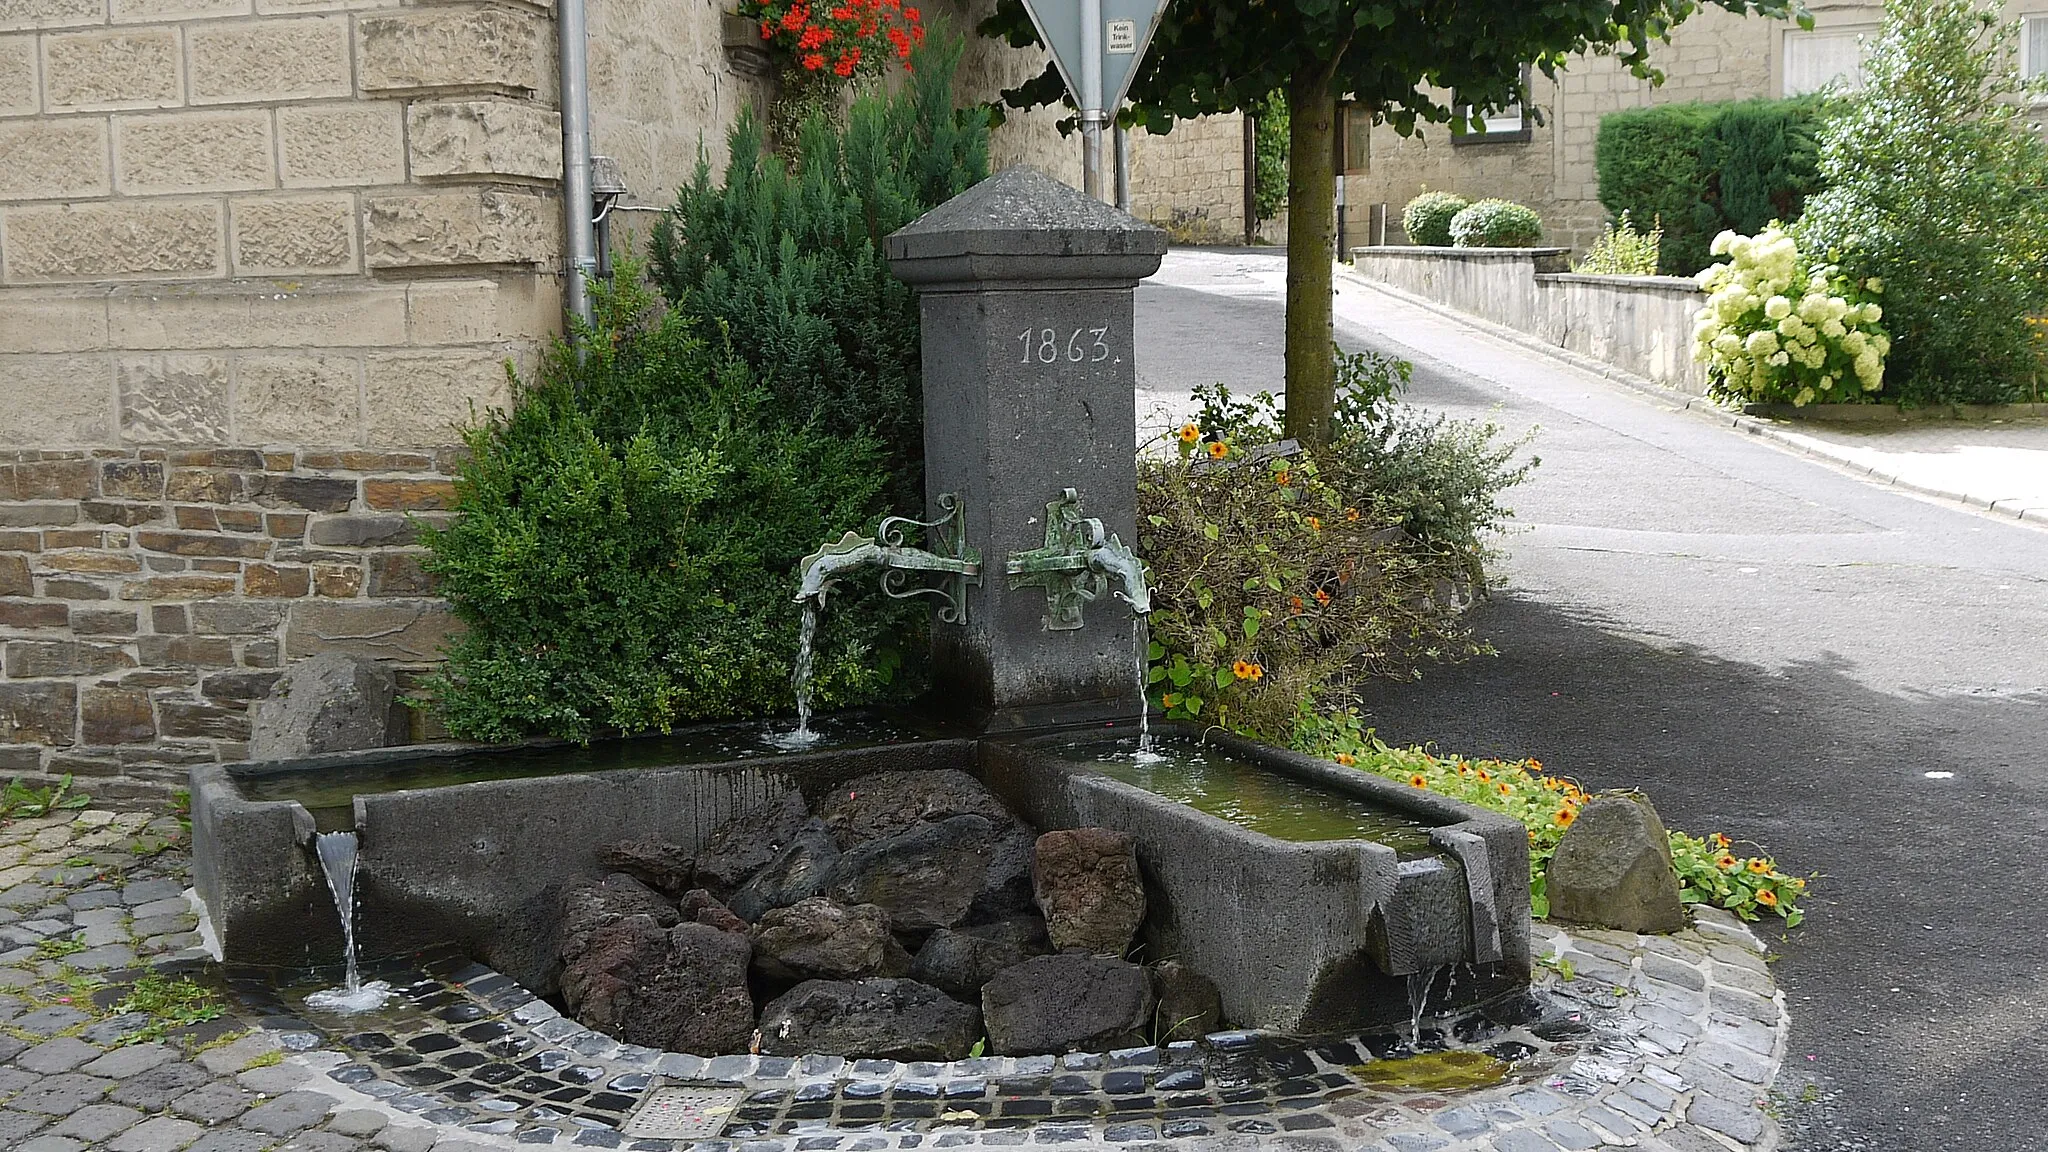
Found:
[1454,66,1532,145]
[1783,28,1870,95]
[2024,15,2048,82]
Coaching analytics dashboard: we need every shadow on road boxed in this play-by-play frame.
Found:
[1357,594,2048,1150]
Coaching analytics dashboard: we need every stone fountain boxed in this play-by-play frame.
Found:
[189,167,1531,1045]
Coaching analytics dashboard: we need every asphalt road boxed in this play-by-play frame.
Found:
[1136,250,2048,1152]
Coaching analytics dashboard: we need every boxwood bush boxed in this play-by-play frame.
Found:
[1449,199,1543,248]
[420,274,918,743]
[1400,191,1468,246]
[1597,97,1822,276]
[422,43,989,742]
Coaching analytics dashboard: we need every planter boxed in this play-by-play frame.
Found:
[721,12,773,77]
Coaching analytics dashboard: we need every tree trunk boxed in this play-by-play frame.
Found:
[1281,65,1338,450]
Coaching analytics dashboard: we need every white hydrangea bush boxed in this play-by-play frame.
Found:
[1691,225,1891,406]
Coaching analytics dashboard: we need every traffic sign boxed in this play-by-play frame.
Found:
[1019,0,1171,116]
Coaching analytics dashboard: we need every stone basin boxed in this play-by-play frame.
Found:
[191,717,1530,1039]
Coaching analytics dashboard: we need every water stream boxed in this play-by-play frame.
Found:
[774,601,822,751]
[304,830,393,1013]
[1407,965,1443,1046]
[1131,620,1162,764]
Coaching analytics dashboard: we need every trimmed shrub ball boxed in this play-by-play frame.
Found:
[1450,199,1545,248]
[1401,191,1469,247]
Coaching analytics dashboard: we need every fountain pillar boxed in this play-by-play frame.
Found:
[888,167,1167,731]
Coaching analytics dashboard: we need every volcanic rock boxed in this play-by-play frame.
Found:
[981,953,1154,1055]
[1150,959,1223,1043]
[818,769,1016,848]
[1031,827,1146,956]
[559,920,755,1055]
[757,978,981,1061]
[751,897,897,983]
[910,915,1051,1002]
[823,814,1032,941]
[596,839,694,897]
[681,889,749,934]
[694,791,812,893]
[1546,794,1685,934]
[558,873,678,959]
[727,819,840,923]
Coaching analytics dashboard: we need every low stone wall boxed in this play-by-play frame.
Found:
[1,446,461,788]
[1351,247,1710,395]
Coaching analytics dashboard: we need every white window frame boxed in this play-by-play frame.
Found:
[2022,14,2048,98]
[1453,65,1532,145]
[1781,26,1873,96]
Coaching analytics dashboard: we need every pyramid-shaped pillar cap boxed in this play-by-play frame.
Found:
[887,166,1168,290]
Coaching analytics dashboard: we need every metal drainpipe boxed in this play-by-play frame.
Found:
[559,0,597,332]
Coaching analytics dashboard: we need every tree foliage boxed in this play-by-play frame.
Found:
[980,0,1809,445]
[1795,0,2048,404]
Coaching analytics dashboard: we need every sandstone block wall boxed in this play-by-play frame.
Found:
[1127,113,1246,244]
[0,0,564,785]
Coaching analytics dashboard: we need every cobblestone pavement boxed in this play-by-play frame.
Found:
[2,805,1793,1152]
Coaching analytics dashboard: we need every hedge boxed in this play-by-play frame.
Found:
[1596,97,1823,276]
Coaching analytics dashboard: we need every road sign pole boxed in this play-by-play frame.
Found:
[1080,0,1105,199]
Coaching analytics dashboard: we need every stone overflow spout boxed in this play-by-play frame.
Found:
[795,166,1168,732]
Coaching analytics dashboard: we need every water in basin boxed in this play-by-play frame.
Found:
[234,711,927,832]
[1055,734,1442,857]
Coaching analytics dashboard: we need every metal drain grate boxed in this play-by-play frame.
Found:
[620,1083,747,1140]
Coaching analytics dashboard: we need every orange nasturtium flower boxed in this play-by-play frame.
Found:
[1335,752,1356,766]
[1206,441,1230,460]
[1755,888,1779,907]
[1306,515,1321,531]
[1274,468,1290,485]
[1231,660,1256,680]
[1747,859,1772,875]
[1408,773,1430,789]
[1712,833,1732,849]
[1553,805,1578,829]
[1314,588,1331,605]
[1716,854,1740,871]
[1246,662,1265,681]
[1497,781,1515,797]
[1179,424,1201,444]
[1345,507,1361,522]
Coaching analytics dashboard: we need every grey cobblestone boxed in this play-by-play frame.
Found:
[240,1089,339,1135]
[18,1037,102,1074]
[14,1073,115,1115]
[170,1081,259,1124]
[82,1041,179,1079]
[108,1062,213,1109]
[52,1102,145,1141]
[106,1116,208,1152]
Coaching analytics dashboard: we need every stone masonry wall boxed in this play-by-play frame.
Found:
[0,0,566,787]
[1127,113,1246,244]
[0,446,462,788]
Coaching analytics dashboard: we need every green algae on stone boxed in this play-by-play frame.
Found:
[1353,1049,1510,1092]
